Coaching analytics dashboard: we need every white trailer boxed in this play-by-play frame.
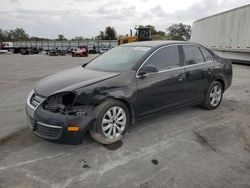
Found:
[2,42,13,47]
[191,4,250,64]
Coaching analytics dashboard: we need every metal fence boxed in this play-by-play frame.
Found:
[13,40,118,51]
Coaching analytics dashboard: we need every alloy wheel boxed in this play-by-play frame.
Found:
[209,85,222,107]
[102,106,126,139]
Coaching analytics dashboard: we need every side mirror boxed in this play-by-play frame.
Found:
[138,65,158,77]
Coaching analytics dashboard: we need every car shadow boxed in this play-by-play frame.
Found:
[129,105,202,131]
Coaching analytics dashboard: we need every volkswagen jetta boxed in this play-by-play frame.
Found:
[26,41,232,144]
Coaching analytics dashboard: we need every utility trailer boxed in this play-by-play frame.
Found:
[0,42,40,54]
[12,40,118,53]
[1,40,118,54]
[191,4,250,64]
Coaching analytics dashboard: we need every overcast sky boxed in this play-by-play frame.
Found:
[0,0,249,39]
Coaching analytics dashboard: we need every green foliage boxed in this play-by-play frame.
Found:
[0,29,6,41]
[0,28,29,41]
[105,26,117,40]
[98,26,117,40]
[29,36,52,41]
[72,36,84,41]
[56,34,67,41]
[98,31,105,40]
[166,23,191,41]
[0,24,191,42]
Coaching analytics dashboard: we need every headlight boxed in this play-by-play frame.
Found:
[43,92,87,116]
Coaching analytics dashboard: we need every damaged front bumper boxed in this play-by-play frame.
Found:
[26,90,95,143]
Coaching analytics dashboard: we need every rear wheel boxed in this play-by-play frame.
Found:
[89,99,129,145]
[201,81,223,110]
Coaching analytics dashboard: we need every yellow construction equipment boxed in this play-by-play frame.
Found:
[118,27,152,45]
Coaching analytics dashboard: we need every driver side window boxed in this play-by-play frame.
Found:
[144,46,180,71]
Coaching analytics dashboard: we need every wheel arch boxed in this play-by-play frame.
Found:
[87,96,135,145]
[111,97,136,125]
[87,96,136,128]
[211,73,226,91]
[214,78,225,91]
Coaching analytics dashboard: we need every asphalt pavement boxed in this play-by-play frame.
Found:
[0,54,249,188]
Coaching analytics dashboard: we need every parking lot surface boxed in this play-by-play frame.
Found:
[0,54,250,188]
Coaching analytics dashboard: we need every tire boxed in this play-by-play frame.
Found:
[89,99,130,145]
[201,81,224,110]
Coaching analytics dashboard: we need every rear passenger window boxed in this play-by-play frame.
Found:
[183,45,205,65]
[145,46,180,71]
[200,47,213,62]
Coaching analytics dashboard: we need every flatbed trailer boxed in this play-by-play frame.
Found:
[0,40,118,54]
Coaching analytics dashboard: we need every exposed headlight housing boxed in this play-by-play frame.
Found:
[43,92,87,116]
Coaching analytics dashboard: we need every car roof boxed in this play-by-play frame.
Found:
[122,40,199,49]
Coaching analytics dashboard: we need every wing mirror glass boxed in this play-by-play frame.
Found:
[138,65,158,77]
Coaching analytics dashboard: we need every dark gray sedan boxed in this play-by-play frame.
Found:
[26,41,232,145]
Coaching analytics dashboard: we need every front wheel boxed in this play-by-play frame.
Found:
[201,81,223,110]
[89,100,129,145]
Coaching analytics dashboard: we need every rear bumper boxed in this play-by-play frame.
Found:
[225,75,232,91]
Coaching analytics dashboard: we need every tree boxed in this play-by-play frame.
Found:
[0,29,5,41]
[56,34,67,41]
[29,36,51,41]
[166,23,191,41]
[98,26,117,40]
[72,36,84,41]
[0,28,29,41]
[105,26,117,40]
[13,28,29,41]
[1,30,11,41]
[98,31,105,40]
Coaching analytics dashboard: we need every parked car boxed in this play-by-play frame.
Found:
[20,49,29,55]
[65,47,73,54]
[20,48,39,55]
[88,42,97,54]
[26,41,232,145]
[99,44,110,54]
[71,46,88,57]
[47,48,67,56]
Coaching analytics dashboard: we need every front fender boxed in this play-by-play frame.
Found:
[74,70,137,122]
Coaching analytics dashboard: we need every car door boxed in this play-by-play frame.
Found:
[181,45,214,104]
[136,45,185,117]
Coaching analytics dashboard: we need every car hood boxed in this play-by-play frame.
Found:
[34,66,120,97]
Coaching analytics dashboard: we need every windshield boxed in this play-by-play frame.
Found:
[85,46,151,72]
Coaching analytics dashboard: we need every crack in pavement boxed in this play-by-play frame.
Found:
[0,152,65,171]
[192,129,217,152]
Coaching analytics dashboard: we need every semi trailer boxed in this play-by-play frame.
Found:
[191,4,250,64]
